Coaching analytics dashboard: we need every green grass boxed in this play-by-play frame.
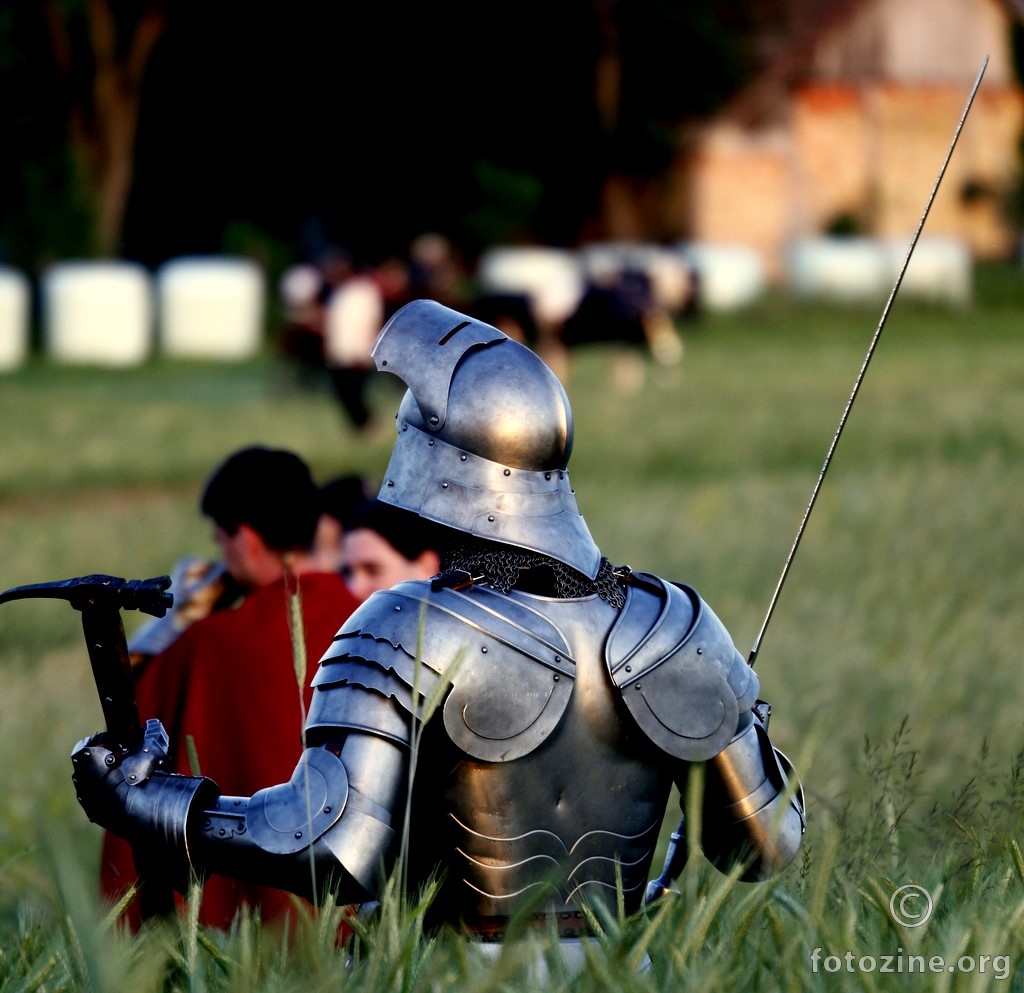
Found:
[3,266,1024,988]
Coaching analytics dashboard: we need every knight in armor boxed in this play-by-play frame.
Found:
[71,299,805,949]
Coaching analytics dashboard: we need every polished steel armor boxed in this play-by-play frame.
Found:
[71,298,805,936]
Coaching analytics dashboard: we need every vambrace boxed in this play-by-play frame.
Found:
[189,743,399,907]
[700,712,806,881]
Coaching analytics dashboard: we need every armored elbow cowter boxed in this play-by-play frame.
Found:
[701,712,805,880]
[188,740,399,905]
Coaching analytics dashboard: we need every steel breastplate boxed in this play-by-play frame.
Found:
[397,588,668,921]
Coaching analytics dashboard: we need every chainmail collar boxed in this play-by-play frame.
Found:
[437,540,628,609]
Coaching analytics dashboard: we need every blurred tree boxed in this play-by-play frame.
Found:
[43,0,168,257]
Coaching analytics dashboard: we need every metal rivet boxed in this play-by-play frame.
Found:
[696,647,703,655]
[625,665,632,672]
[460,453,468,461]
[219,829,226,836]
[481,646,488,653]
[545,472,551,480]
[503,468,511,476]
[442,481,449,488]
[387,480,395,487]
[553,674,560,681]
[428,439,435,446]
[555,656,561,663]
[294,831,303,839]
[430,415,440,425]
[487,515,495,522]
[381,360,388,367]
[324,806,331,814]
[394,605,402,611]
[636,684,642,690]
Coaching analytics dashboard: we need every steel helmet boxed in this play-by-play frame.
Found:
[370,299,601,579]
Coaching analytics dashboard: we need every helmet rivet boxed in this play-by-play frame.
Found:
[625,665,632,672]
[553,674,560,681]
[481,646,488,653]
[696,647,703,655]
[402,423,408,431]
[442,481,449,488]
[428,440,435,446]
[430,415,440,426]
[503,469,511,476]
[460,453,468,461]
[387,480,395,487]
[394,605,401,611]
[545,472,551,480]
[381,360,388,367]
[487,515,495,522]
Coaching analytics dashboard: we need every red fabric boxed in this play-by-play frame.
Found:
[100,572,358,931]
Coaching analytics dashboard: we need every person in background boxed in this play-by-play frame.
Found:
[321,247,386,433]
[311,474,374,574]
[101,446,360,932]
[339,498,443,603]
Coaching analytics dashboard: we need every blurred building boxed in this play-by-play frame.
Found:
[626,0,1024,281]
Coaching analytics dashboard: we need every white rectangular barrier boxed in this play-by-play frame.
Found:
[157,256,265,360]
[677,242,767,311]
[43,261,153,367]
[0,266,30,371]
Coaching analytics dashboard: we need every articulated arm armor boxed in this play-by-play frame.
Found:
[72,670,413,908]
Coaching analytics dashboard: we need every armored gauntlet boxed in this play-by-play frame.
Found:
[72,718,217,890]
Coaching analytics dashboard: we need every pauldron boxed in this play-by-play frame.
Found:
[309,581,576,761]
[609,572,760,761]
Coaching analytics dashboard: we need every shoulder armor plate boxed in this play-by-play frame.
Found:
[315,582,576,762]
[607,574,759,762]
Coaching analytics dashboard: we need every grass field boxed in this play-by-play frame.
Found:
[2,266,1024,990]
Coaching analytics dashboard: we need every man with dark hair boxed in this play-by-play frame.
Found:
[100,445,360,931]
